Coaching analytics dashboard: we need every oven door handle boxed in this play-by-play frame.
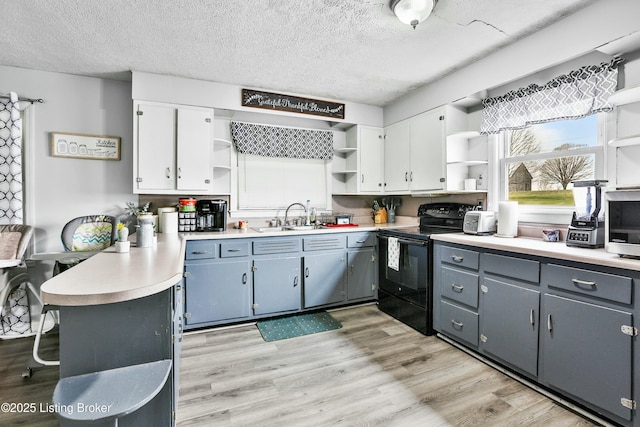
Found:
[378,235,427,246]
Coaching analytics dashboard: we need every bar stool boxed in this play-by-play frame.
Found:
[52,359,172,426]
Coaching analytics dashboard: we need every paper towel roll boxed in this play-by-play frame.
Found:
[497,201,518,237]
[157,207,177,233]
[464,179,477,191]
[160,211,178,234]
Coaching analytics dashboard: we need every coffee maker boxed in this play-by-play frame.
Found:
[196,199,227,232]
[566,180,607,248]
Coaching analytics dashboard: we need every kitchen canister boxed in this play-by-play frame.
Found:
[496,201,518,237]
[464,178,477,191]
[157,207,177,233]
[137,213,155,247]
[160,211,179,234]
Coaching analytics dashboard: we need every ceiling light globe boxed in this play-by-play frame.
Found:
[391,0,435,29]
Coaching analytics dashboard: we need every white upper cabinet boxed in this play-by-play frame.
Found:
[358,126,385,193]
[134,101,214,194]
[384,105,466,194]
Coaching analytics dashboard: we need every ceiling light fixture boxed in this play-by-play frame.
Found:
[390,0,436,29]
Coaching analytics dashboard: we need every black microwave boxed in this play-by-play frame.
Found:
[606,190,640,258]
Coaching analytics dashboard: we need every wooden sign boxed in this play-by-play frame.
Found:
[242,89,345,119]
[50,132,121,160]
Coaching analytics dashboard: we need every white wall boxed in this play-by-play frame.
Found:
[0,66,135,253]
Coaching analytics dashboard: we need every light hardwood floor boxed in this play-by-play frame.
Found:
[177,305,598,427]
[0,305,599,426]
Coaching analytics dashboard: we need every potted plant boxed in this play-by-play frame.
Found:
[117,222,129,242]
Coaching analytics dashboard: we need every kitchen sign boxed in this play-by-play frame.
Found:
[242,89,345,119]
[50,132,121,160]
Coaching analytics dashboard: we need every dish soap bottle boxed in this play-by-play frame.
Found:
[310,207,317,224]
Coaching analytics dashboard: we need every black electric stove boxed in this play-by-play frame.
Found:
[377,203,476,335]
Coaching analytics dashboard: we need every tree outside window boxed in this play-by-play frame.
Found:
[505,114,600,206]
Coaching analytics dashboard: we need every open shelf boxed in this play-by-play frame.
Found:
[609,85,640,106]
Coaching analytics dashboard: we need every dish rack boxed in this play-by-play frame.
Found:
[317,212,354,225]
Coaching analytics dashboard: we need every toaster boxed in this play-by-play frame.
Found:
[463,211,497,235]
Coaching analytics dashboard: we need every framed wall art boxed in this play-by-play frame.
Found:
[50,132,121,160]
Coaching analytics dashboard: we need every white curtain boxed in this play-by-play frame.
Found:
[0,92,23,224]
[481,58,622,134]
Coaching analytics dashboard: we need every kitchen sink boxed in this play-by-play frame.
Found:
[251,225,325,233]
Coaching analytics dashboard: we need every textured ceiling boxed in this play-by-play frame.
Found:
[1,0,598,106]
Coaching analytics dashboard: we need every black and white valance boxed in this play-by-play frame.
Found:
[230,121,333,160]
[481,58,622,134]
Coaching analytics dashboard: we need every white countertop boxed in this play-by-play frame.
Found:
[40,219,417,306]
[431,233,640,272]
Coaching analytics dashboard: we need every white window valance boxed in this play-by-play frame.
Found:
[480,58,622,134]
[231,121,333,160]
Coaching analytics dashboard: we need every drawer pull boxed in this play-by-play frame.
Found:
[451,255,464,263]
[451,284,464,292]
[242,273,247,284]
[571,278,597,288]
[451,319,464,329]
[191,250,209,255]
[356,240,366,244]
[227,248,242,252]
[547,314,553,332]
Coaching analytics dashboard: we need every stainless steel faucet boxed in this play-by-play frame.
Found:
[284,203,307,226]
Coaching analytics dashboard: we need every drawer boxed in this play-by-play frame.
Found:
[440,246,479,270]
[440,266,479,308]
[439,300,479,347]
[220,241,250,258]
[347,232,375,248]
[253,238,301,255]
[303,235,346,251]
[546,264,632,304]
[185,240,217,260]
[483,253,540,284]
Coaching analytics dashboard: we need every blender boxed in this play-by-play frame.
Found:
[566,180,608,248]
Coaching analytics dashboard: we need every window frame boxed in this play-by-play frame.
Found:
[497,113,608,224]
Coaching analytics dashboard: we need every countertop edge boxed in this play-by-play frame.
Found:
[431,233,640,272]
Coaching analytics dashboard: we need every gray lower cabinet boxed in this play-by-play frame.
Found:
[184,258,251,325]
[347,247,376,300]
[541,293,633,421]
[253,255,301,315]
[303,251,346,308]
[184,233,377,329]
[346,232,377,301]
[480,277,539,376]
[480,253,540,377]
[434,241,639,427]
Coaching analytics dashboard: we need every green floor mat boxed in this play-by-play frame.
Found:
[256,311,343,342]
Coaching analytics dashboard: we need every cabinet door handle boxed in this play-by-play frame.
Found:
[451,284,464,292]
[547,314,553,332]
[361,174,365,183]
[410,171,413,182]
[305,267,309,278]
[242,273,247,284]
[166,167,171,178]
[530,308,535,326]
[451,319,464,329]
[571,278,597,288]
[350,265,354,275]
[178,167,182,179]
[451,255,464,263]
[405,172,408,182]
[293,276,299,287]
